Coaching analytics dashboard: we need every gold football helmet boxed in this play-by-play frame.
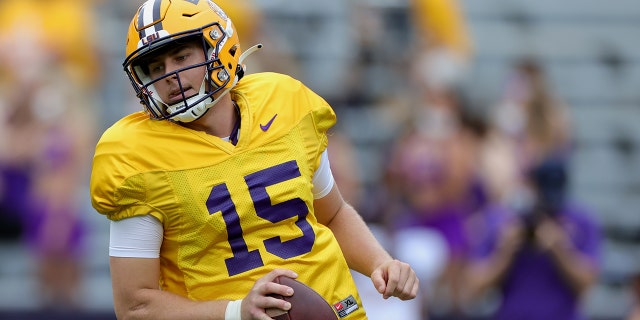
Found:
[123,0,259,122]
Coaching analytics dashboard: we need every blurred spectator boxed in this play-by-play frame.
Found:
[464,155,602,320]
[0,0,99,310]
[409,0,473,95]
[369,15,482,318]
[410,0,473,58]
[325,127,425,319]
[340,2,401,107]
[462,58,602,319]
[481,59,572,205]
[382,83,486,318]
[0,0,101,86]
[340,0,474,109]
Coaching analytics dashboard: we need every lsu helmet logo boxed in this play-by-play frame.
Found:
[141,32,161,46]
[137,29,170,49]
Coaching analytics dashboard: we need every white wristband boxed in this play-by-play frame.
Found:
[225,299,243,320]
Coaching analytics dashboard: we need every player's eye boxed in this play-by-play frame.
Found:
[175,51,192,63]
[147,63,165,78]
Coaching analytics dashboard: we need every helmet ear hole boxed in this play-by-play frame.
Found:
[229,45,238,57]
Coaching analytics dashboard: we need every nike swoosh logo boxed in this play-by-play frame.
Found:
[260,114,278,131]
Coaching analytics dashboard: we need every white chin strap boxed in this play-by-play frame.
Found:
[164,81,217,123]
[165,43,264,123]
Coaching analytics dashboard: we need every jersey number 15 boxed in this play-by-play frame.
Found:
[206,160,315,276]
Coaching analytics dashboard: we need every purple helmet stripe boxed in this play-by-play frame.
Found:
[137,0,164,41]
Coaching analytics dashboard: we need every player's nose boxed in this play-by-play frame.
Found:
[163,59,183,78]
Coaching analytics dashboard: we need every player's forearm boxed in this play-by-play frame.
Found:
[114,288,228,320]
[326,202,392,276]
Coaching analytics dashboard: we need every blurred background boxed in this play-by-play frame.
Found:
[0,0,639,319]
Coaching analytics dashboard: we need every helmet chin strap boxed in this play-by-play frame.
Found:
[165,80,216,123]
[165,43,264,123]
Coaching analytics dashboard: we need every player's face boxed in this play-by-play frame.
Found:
[143,41,207,105]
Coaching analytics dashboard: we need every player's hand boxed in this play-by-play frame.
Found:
[370,259,419,300]
[241,269,297,320]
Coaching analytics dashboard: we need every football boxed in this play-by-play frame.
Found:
[269,276,338,320]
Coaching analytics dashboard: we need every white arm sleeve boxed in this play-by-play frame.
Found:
[109,215,163,258]
[312,149,335,199]
[108,150,335,258]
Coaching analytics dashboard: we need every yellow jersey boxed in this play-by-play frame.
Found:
[90,72,366,319]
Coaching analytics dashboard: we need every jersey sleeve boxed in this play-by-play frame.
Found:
[285,73,337,168]
[285,74,337,181]
[90,115,171,223]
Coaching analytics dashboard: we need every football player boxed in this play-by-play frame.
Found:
[89,1,419,319]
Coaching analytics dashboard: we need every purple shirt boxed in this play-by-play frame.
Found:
[469,202,601,320]
[397,202,470,259]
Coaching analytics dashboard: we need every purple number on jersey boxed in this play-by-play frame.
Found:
[206,160,315,276]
